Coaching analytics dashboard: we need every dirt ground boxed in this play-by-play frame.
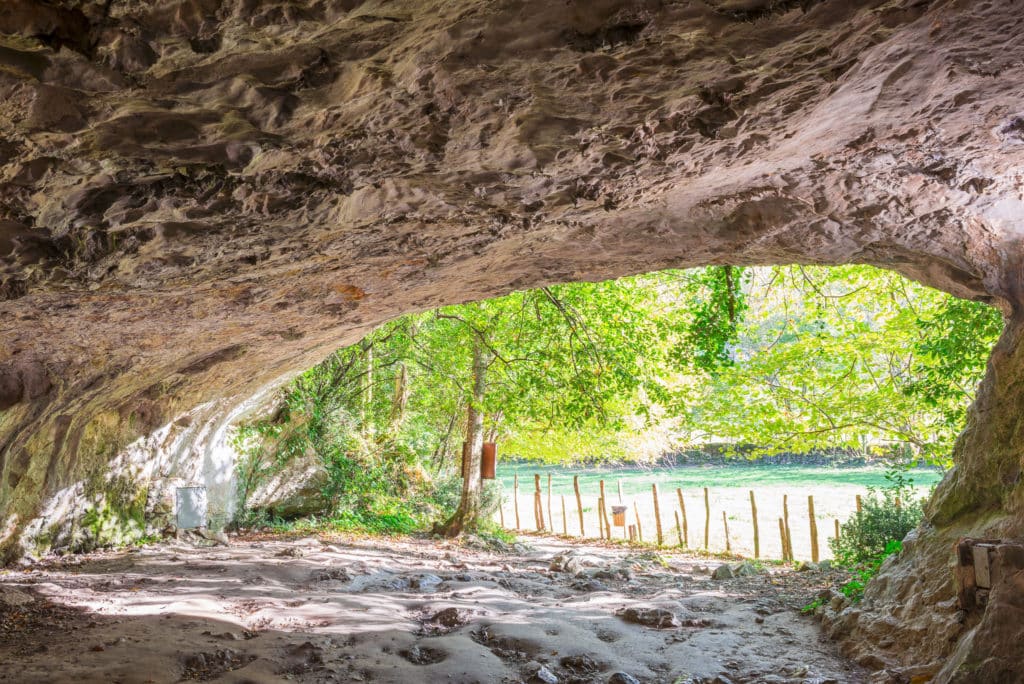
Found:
[0,532,865,683]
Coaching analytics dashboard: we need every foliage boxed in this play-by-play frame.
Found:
[829,466,925,566]
[677,265,748,374]
[676,266,1001,466]
[430,476,503,520]
[837,540,903,603]
[904,297,1003,450]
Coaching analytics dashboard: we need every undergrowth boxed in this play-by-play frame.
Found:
[804,465,924,612]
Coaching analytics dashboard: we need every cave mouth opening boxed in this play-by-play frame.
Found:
[226,263,1000,558]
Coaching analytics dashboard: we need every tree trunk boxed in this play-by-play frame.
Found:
[435,340,490,536]
[388,361,409,433]
[360,341,374,437]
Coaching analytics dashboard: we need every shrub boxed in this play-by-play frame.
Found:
[429,475,503,522]
[838,539,903,602]
[829,466,925,566]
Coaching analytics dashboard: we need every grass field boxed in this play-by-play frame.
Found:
[495,464,943,561]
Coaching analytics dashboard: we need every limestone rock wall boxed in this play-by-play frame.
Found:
[1,0,1023,679]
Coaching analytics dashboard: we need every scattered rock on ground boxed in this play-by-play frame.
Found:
[550,551,585,574]
[410,573,444,590]
[560,653,602,676]
[609,673,641,684]
[399,645,447,665]
[429,607,466,630]
[571,578,609,592]
[734,561,760,577]
[712,564,734,580]
[0,587,35,606]
[526,662,559,683]
[618,607,681,629]
[311,567,352,582]
[713,561,761,580]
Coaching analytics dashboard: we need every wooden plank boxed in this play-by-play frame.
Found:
[955,538,978,611]
[974,545,993,588]
[634,501,644,542]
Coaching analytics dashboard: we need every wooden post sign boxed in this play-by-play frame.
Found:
[612,505,627,527]
[480,442,497,479]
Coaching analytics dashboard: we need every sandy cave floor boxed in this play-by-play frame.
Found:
[0,533,866,684]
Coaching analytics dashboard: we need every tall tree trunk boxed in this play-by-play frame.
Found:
[359,340,374,436]
[431,406,461,474]
[435,340,490,536]
[388,361,409,434]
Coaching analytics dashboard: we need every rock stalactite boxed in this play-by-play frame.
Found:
[1,0,1023,680]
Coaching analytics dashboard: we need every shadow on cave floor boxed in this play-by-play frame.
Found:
[0,534,866,683]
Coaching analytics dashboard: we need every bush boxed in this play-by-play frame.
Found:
[829,467,924,566]
[838,539,903,602]
[429,475,504,522]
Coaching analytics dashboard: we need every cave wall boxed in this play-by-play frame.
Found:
[1,0,1023,679]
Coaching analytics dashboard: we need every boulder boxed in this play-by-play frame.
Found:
[244,453,329,519]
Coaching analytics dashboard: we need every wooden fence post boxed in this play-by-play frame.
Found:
[676,488,688,547]
[599,480,612,538]
[703,487,710,550]
[675,511,684,546]
[652,483,664,546]
[499,498,505,528]
[574,476,585,537]
[547,474,553,532]
[561,495,568,536]
[534,474,544,531]
[749,490,760,559]
[778,518,788,561]
[513,474,520,530]
[834,518,840,542]
[783,494,793,561]
[856,494,862,513]
[808,495,820,563]
[722,511,731,553]
[598,497,605,539]
[634,501,644,542]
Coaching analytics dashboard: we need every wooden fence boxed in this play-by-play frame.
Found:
[496,475,849,562]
